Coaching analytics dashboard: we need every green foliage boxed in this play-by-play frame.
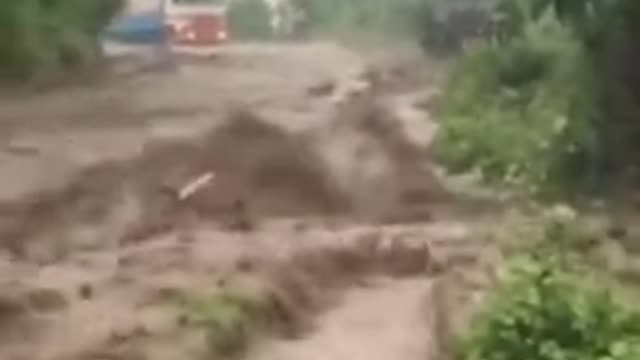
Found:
[457,214,640,360]
[436,0,640,197]
[0,0,124,80]
[434,16,599,197]
[182,291,266,357]
[227,0,273,41]
[494,0,621,51]
[302,0,427,41]
[458,259,640,360]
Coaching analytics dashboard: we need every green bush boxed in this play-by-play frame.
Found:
[182,291,267,357]
[458,258,640,360]
[434,14,599,197]
[457,215,640,360]
[436,0,640,197]
[0,0,124,80]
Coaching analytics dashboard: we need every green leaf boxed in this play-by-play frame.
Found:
[610,341,629,357]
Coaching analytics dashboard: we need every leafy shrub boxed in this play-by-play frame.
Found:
[458,258,640,360]
[436,0,640,197]
[0,0,124,80]
[457,212,640,360]
[434,14,599,197]
[182,291,267,357]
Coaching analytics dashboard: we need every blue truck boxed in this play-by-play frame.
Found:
[104,8,166,44]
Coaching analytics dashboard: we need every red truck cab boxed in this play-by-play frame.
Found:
[164,0,230,55]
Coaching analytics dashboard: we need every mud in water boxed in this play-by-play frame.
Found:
[314,96,448,222]
[0,90,447,257]
[139,106,351,217]
[0,43,493,360]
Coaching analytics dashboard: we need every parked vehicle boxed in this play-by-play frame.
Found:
[104,8,165,44]
[105,0,230,56]
[165,0,231,55]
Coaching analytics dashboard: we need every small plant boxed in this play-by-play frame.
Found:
[181,291,266,357]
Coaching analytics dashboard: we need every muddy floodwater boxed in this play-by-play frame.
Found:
[0,41,493,360]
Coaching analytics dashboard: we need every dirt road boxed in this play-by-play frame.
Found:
[0,42,486,360]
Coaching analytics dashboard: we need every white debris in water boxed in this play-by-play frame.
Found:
[178,172,215,200]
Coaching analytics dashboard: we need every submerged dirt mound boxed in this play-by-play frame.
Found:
[311,95,448,223]
[0,93,448,256]
[0,108,352,255]
[136,107,350,217]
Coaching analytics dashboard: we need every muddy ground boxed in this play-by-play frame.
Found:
[0,42,496,360]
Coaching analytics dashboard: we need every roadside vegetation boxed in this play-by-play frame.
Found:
[227,0,443,43]
[451,206,640,360]
[430,0,640,359]
[434,0,640,200]
[0,0,124,81]
[301,0,425,41]
[180,290,269,358]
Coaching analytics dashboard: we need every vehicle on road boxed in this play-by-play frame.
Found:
[165,0,231,55]
[105,0,230,57]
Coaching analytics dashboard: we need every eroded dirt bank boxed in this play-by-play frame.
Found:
[0,43,490,360]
